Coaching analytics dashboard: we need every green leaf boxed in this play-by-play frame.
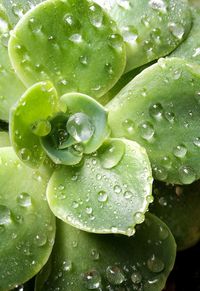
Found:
[107,57,200,184]
[0,131,10,147]
[10,81,59,168]
[189,0,200,8]
[47,138,153,236]
[0,147,55,291]
[150,180,200,251]
[171,8,200,64]
[35,214,176,291]
[94,0,192,72]
[0,3,25,121]
[8,0,126,99]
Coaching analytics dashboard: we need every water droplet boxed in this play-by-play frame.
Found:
[19,148,31,161]
[161,156,172,169]
[131,271,142,284]
[122,25,138,45]
[147,255,165,273]
[149,103,163,119]
[149,0,167,13]
[114,185,122,194]
[0,13,9,34]
[146,195,154,203]
[173,144,187,158]
[122,119,135,135]
[98,191,108,203]
[0,205,11,225]
[124,191,133,199]
[108,34,123,51]
[86,207,93,215]
[106,266,125,285]
[153,166,168,181]
[99,140,125,169]
[34,233,47,246]
[69,33,83,43]
[81,270,101,289]
[192,47,200,58]
[179,166,196,184]
[138,121,155,140]
[88,4,103,28]
[63,260,72,272]
[90,249,100,261]
[67,112,95,143]
[158,196,167,206]
[17,192,32,207]
[79,55,88,65]
[1,32,9,47]
[28,17,42,33]
[164,111,175,123]
[31,119,51,137]
[72,201,79,209]
[193,137,200,148]
[12,3,24,18]
[134,212,145,224]
[159,226,169,240]
[141,14,150,27]
[168,22,184,40]
[117,0,131,9]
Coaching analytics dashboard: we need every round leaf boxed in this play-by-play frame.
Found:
[150,181,200,251]
[95,0,192,72]
[47,138,153,236]
[10,81,59,168]
[0,147,55,290]
[107,57,200,184]
[8,0,126,99]
[35,214,176,291]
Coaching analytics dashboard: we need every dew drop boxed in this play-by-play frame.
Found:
[122,119,135,135]
[147,255,165,273]
[98,191,108,202]
[117,0,131,9]
[164,111,175,123]
[158,197,167,206]
[72,201,79,209]
[67,112,95,143]
[131,271,142,284]
[193,137,200,148]
[173,144,187,158]
[28,17,42,33]
[149,0,167,13]
[1,32,9,47]
[34,233,47,247]
[159,226,169,240]
[17,192,32,207]
[153,166,168,181]
[179,166,196,184]
[12,3,24,18]
[69,33,83,43]
[79,55,88,65]
[122,25,138,45]
[63,260,72,272]
[106,266,125,285]
[19,148,31,161]
[31,119,51,137]
[114,185,122,194]
[168,22,185,40]
[149,103,163,119]
[0,205,11,225]
[138,121,155,140]
[108,34,123,51]
[192,48,200,58]
[90,249,100,261]
[99,140,125,169]
[124,191,133,199]
[134,212,145,224]
[81,270,101,289]
[88,4,103,28]
[86,207,93,215]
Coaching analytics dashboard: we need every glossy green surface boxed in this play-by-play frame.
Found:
[47,138,153,235]
[0,147,55,291]
[107,57,200,184]
[95,0,192,72]
[8,0,126,99]
[35,214,176,291]
[150,181,200,251]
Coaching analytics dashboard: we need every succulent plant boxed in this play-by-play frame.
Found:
[0,0,200,290]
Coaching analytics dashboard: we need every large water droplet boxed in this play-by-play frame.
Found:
[122,25,138,45]
[149,0,167,13]
[114,185,122,194]
[173,144,187,158]
[88,4,103,28]
[31,119,51,137]
[63,260,73,272]
[131,271,142,284]
[0,205,11,225]
[179,166,196,184]
[134,212,145,224]
[81,270,101,289]
[138,121,155,140]
[99,140,125,169]
[168,22,185,40]
[90,249,100,261]
[28,17,42,33]
[67,112,95,143]
[34,233,47,247]
[147,255,165,273]
[106,266,125,285]
[122,119,135,135]
[149,103,163,119]
[98,191,108,202]
[17,192,32,207]
[19,148,31,161]
[193,137,200,148]
[108,34,123,51]
[69,33,83,43]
